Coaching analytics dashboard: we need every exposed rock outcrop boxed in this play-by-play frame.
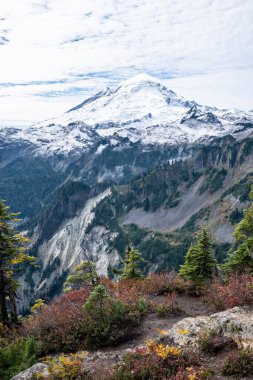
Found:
[167,306,253,349]
[11,307,253,379]
[10,363,49,380]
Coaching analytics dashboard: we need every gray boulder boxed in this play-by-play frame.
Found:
[166,306,253,349]
[10,363,49,380]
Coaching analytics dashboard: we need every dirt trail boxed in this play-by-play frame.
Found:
[83,296,247,379]
[104,294,213,352]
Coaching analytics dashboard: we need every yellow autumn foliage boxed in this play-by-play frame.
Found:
[146,339,182,359]
[177,328,190,335]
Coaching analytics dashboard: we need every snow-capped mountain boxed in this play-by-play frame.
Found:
[1,74,253,156]
[2,74,253,310]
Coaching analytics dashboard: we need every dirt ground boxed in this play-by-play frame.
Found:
[105,294,213,351]
[83,295,251,379]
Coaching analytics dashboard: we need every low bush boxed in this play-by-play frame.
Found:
[109,339,208,380]
[103,272,178,298]
[109,279,144,309]
[35,353,92,380]
[0,337,40,380]
[136,297,149,315]
[0,323,19,348]
[221,350,253,376]
[174,275,190,294]
[151,292,180,317]
[205,274,253,310]
[198,331,236,354]
[23,284,144,353]
[83,285,139,348]
[139,272,178,295]
[101,278,151,317]
[23,288,90,353]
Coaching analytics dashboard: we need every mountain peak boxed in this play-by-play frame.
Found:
[14,74,252,156]
[117,74,176,97]
[119,73,162,88]
[36,74,187,129]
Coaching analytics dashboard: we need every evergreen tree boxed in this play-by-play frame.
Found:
[120,244,145,279]
[0,200,34,325]
[179,244,199,280]
[225,186,253,273]
[83,284,126,347]
[63,260,98,292]
[179,227,217,284]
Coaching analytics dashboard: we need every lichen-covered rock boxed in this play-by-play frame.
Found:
[80,350,129,373]
[167,307,253,349]
[10,363,49,380]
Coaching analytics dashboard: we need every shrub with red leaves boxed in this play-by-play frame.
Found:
[109,346,206,380]
[205,274,253,310]
[22,288,90,353]
[102,272,178,297]
[112,280,143,308]
[151,292,180,316]
[139,272,178,296]
[102,272,178,298]
[171,366,208,380]
[22,282,143,353]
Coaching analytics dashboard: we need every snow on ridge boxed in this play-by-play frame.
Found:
[1,75,253,156]
[118,73,163,89]
[34,74,195,128]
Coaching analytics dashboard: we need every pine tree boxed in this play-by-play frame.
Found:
[120,244,145,279]
[0,200,34,325]
[179,244,199,280]
[83,284,126,347]
[179,228,217,284]
[64,260,98,292]
[196,227,217,281]
[225,186,253,273]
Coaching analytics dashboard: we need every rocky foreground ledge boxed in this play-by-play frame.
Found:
[11,307,253,380]
[167,306,253,350]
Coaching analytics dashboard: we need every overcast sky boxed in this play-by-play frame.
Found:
[0,0,253,126]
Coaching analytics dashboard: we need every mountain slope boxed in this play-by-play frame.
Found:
[18,133,253,311]
[1,75,253,310]
[1,74,253,157]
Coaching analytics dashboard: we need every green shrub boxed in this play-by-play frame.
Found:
[83,285,135,348]
[136,298,149,315]
[151,292,180,316]
[229,208,243,225]
[222,350,253,376]
[155,304,172,317]
[0,337,40,380]
[198,331,236,354]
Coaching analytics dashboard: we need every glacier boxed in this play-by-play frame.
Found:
[1,74,253,157]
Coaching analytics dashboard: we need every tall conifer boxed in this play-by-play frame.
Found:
[0,200,34,325]
[225,185,253,273]
[179,227,216,284]
[120,244,145,279]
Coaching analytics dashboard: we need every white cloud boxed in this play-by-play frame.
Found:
[0,0,252,124]
[166,69,253,111]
